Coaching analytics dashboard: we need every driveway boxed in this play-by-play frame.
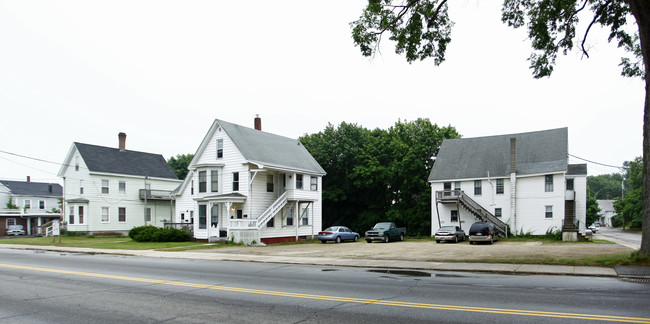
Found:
[199,238,635,262]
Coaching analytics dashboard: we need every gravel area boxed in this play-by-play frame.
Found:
[202,238,634,262]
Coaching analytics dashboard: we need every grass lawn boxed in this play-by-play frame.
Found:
[0,236,226,251]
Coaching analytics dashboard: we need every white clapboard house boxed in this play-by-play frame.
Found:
[428,128,588,241]
[58,133,181,235]
[174,117,326,244]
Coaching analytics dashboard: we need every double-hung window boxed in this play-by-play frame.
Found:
[232,172,239,191]
[118,207,126,222]
[474,180,482,195]
[451,210,458,222]
[496,179,504,194]
[211,170,219,192]
[545,175,554,192]
[545,206,553,218]
[267,175,274,192]
[199,171,207,193]
[101,180,109,194]
[78,206,84,224]
[101,207,109,222]
[198,205,207,229]
[296,174,303,190]
[495,208,502,218]
[119,181,126,194]
[310,177,317,191]
[216,139,223,158]
[69,207,75,224]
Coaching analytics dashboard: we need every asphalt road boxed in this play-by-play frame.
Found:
[1,248,649,323]
[595,227,642,250]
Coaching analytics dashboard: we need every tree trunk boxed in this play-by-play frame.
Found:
[627,0,650,256]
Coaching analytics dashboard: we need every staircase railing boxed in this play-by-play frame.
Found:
[436,190,508,237]
[255,191,288,229]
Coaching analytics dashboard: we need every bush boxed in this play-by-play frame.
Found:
[129,226,191,242]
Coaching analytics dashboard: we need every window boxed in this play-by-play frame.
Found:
[75,156,79,171]
[267,175,274,192]
[451,210,458,222]
[236,209,243,219]
[78,206,84,224]
[310,177,317,191]
[69,206,75,224]
[119,181,126,194]
[39,200,45,210]
[118,207,126,222]
[301,208,309,225]
[566,178,574,190]
[102,180,109,194]
[496,179,504,194]
[232,172,239,191]
[454,181,461,190]
[101,207,109,222]
[267,216,274,228]
[180,213,185,221]
[191,180,194,195]
[545,205,553,218]
[145,208,151,222]
[474,180,482,195]
[296,174,303,189]
[6,218,16,226]
[216,139,223,158]
[199,171,207,193]
[198,205,207,229]
[211,170,219,192]
[495,208,502,218]
[443,182,451,196]
[211,205,219,227]
[545,175,554,192]
[286,208,293,226]
[80,180,84,194]
[24,200,31,209]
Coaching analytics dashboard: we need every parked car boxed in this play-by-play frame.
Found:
[434,226,465,243]
[6,225,25,236]
[365,222,406,243]
[317,226,360,243]
[588,223,600,233]
[468,222,498,245]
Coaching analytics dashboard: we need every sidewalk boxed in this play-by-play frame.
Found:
[3,243,648,278]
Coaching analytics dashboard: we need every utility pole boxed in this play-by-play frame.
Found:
[144,176,149,226]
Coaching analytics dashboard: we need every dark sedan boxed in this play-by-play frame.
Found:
[317,226,360,243]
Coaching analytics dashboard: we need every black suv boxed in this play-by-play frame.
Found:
[468,222,498,245]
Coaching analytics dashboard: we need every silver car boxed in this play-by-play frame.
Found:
[434,226,465,243]
[6,225,25,236]
[317,226,360,243]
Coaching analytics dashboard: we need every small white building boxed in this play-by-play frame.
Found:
[175,117,326,244]
[0,178,62,235]
[428,128,588,241]
[58,133,182,235]
[596,199,616,227]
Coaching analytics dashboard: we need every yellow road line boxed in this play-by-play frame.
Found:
[2,263,649,323]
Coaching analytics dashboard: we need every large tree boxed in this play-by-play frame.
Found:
[588,173,624,200]
[351,0,649,255]
[167,154,194,180]
[300,119,459,236]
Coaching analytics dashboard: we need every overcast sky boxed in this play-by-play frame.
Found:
[0,0,643,184]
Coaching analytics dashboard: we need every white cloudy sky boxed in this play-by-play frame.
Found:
[0,0,643,184]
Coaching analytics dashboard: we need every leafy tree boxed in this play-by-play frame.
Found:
[586,188,601,226]
[300,119,459,236]
[615,157,643,228]
[351,0,649,255]
[587,173,624,200]
[167,154,194,180]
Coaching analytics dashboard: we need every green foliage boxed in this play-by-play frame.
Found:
[129,225,192,242]
[300,118,459,236]
[167,154,194,180]
[5,197,18,209]
[587,173,624,200]
[586,188,601,225]
[614,157,643,228]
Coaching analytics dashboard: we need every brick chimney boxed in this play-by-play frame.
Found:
[118,132,127,151]
[254,114,262,131]
[26,176,30,182]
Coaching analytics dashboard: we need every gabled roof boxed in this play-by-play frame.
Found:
[190,119,326,175]
[0,180,62,197]
[429,128,569,181]
[66,143,178,180]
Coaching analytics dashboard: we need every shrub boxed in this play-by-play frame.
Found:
[129,226,191,242]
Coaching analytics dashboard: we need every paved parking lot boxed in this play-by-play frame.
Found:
[202,237,635,262]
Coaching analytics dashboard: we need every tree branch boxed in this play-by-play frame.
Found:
[581,0,613,58]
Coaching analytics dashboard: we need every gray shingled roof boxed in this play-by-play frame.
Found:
[216,119,326,175]
[74,143,178,179]
[428,128,568,181]
[0,180,62,197]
